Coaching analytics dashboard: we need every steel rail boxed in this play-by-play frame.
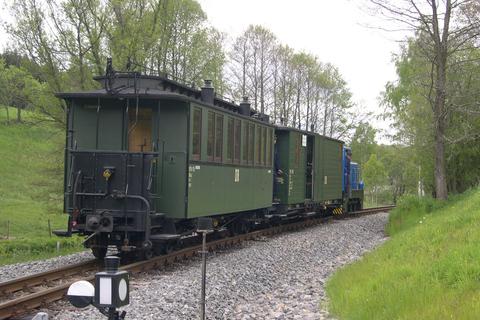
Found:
[0,205,395,319]
[0,260,99,299]
[350,205,396,216]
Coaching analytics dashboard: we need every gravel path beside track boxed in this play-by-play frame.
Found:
[45,212,389,320]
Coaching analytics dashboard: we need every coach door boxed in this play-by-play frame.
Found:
[128,107,152,152]
[305,135,314,200]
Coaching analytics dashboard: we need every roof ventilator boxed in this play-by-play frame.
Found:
[201,80,215,105]
[239,96,251,116]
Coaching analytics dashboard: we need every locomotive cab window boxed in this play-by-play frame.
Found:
[128,107,153,152]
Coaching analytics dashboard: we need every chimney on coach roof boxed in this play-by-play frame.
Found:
[239,96,251,116]
[201,80,215,105]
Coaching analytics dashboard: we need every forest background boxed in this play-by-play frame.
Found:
[1,0,480,206]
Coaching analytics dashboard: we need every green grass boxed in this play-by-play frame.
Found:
[0,107,84,265]
[363,198,393,209]
[326,190,480,319]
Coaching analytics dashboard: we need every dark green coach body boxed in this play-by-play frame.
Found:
[60,75,274,221]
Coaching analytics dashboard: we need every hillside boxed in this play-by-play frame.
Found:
[326,191,480,319]
[0,108,81,265]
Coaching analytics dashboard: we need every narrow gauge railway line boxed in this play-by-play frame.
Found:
[347,205,396,217]
[0,206,394,320]
[0,260,100,300]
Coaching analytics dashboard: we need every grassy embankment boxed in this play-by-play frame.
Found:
[0,107,83,266]
[326,190,480,319]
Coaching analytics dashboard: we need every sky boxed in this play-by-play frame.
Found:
[0,0,409,142]
[197,0,410,142]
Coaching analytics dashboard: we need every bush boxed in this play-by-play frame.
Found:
[386,194,448,235]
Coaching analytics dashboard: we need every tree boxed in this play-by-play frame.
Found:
[370,0,480,199]
[229,25,276,113]
[6,0,227,124]
[0,59,57,123]
[377,145,420,203]
[275,44,295,125]
[0,60,9,122]
[350,122,377,165]
[228,26,359,140]
[0,63,31,122]
[363,154,387,205]
[46,0,107,89]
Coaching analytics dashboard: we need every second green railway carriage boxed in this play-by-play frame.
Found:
[273,127,344,213]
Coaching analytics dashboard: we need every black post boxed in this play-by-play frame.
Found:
[107,307,125,320]
[196,217,213,320]
[200,232,207,320]
[108,307,117,320]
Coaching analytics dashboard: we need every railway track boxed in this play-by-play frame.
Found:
[348,205,396,216]
[0,206,394,319]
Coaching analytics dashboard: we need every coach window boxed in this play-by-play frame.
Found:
[248,123,255,165]
[262,127,267,166]
[256,126,262,165]
[266,128,272,166]
[215,114,223,162]
[128,107,152,152]
[227,117,234,162]
[192,108,202,160]
[207,111,214,161]
[234,119,241,163]
[242,122,248,163]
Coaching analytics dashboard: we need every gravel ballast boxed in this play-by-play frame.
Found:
[0,251,94,283]
[44,212,389,320]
